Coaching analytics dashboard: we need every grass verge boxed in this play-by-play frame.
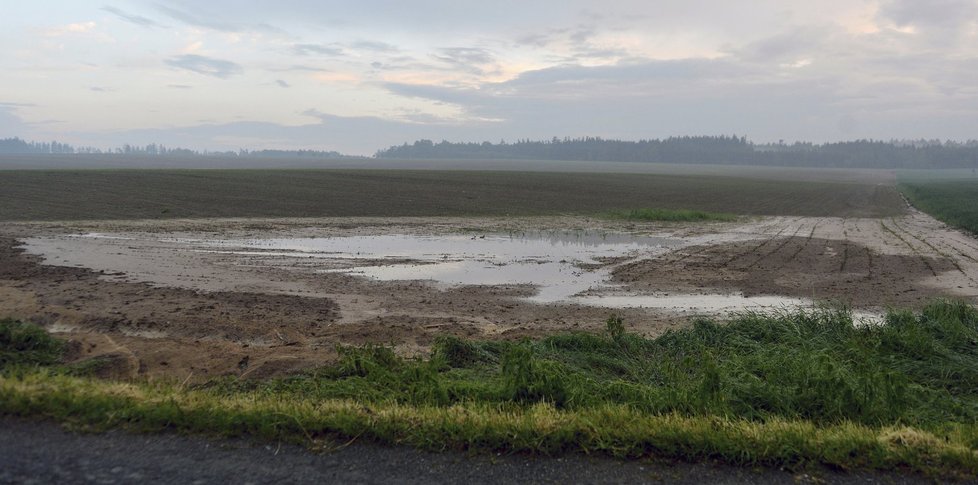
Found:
[900,180,978,236]
[3,301,978,477]
[607,208,737,222]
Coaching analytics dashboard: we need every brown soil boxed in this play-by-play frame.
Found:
[0,229,673,382]
[615,236,959,308]
[2,211,976,382]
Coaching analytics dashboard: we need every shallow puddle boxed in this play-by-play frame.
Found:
[200,231,680,259]
[198,232,823,314]
[571,293,812,313]
[204,232,680,303]
[31,230,850,316]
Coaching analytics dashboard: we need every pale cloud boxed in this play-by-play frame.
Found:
[311,71,360,83]
[165,54,243,79]
[182,41,204,54]
[43,21,97,37]
[350,40,400,53]
[292,43,344,56]
[101,6,164,28]
[154,4,281,34]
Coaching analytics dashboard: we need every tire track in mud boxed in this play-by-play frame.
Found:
[879,221,938,278]
[890,220,968,273]
[843,220,876,279]
[840,219,850,272]
[865,246,875,280]
[639,217,786,267]
[910,225,978,265]
[901,195,978,254]
[890,219,978,288]
[934,226,978,253]
[772,218,823,272]
[664,245,712,264]
[723,217,802,268]
[741,219,807,270]
[951,237,978,254]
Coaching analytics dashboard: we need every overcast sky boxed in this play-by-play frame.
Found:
[2,1,977,154]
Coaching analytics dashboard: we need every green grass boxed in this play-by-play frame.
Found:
[4,301,978,477]
[608,208,737,222]
[900,179,978,236]
[207,300,978,427]
[0,318,63,367]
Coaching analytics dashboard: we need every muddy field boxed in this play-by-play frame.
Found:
[2,205,977,382]
[0,169,903,221]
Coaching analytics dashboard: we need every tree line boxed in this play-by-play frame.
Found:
[5,135,978,168]
[375,136,978,169]
[0,137,350,159]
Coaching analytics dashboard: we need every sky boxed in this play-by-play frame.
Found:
[2,1,977,155]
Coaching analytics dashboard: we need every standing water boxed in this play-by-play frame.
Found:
[200,232,813,312]
[202,231,680,303]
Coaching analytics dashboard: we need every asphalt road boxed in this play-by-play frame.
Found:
[0,417,957,484]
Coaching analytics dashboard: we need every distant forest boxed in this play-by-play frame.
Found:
[0,137,349,159]
[5,135,978,169]
[376,136,978,169]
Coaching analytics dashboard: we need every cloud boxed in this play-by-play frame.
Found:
[732,27,828,62]
[0,105,32,137]
[79,114,453,155]
[43,21,97,37]
[435,47,494,65]
[568,26,596,44]
[432,47,496,75]
[514,32,554,47]
[155,4,280,33]
[292,43,344,56]
[383,82,483,107]
[269,64,331,73]
[101,6,165,28]
[877,0,978,45]
[11,1,978,150]
[378,52,978,142]
[350,41,399,53]
[165,55,243,79]
[879,0,978,30]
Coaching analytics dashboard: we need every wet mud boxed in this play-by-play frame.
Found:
[2,211,976,381]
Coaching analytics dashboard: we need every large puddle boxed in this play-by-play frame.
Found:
[192,232,814,313]
[21,230,834,316]
[197,232,676,303]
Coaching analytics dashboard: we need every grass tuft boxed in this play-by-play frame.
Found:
[0,319,64,367]
[607,208,737,222]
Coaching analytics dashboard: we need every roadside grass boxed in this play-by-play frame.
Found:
[3,301,978,477]
[607,208,737,222]
[900,180,978,236]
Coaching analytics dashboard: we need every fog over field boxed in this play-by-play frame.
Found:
[2,1,978,154]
